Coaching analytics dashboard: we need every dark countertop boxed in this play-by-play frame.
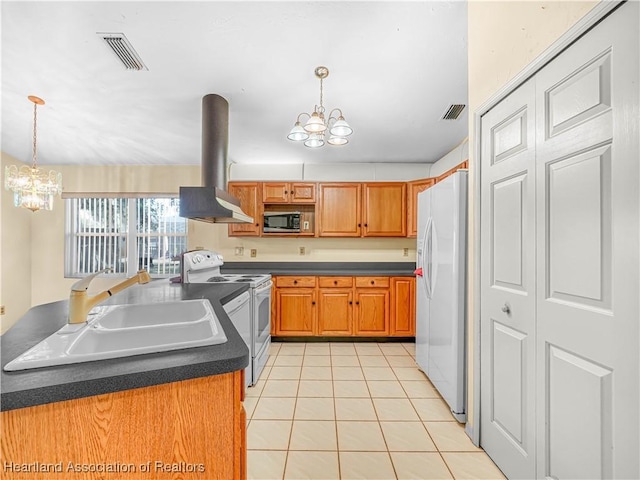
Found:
[1,280,250,412]
[222,261,416,276]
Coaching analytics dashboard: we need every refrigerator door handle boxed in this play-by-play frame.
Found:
[430,219,439,296]
[423,217,433,299]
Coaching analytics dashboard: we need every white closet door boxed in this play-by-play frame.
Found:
[534,2,639,479]
[480,78,537,479]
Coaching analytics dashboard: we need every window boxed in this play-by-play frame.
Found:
[65,197,187,277]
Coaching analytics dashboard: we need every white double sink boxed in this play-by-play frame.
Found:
[4,299,227,371]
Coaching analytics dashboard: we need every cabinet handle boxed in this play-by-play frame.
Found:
[293,280,298,285]
[358,223,362,227]
[256,223,260,227]
[349,301,353,305]
[334,280,338,285]
[370,280,375,285]
[356,301,360,305]
[284,190,288,194]
[312,301,316,305]
[364,223,368,227]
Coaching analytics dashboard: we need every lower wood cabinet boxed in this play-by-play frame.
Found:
[273,275,414,338]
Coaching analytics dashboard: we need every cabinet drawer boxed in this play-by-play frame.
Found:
[318,276,353,288]
[276,276,317,288]
[355,277,390,288]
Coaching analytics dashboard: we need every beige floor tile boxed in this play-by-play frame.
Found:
[261,379,300,398]
[298,380,333,398]
[354,344,383,356]
[278,344,306,356]
[335,398,378,420]
[247,450,288,480]
[441,453,506,479]
[333,380,370,398]
[391,452,453,480]
[337,421,387,451]
[253,397,297,420]
[339,451,396,480]
[401,342,416,353]
[411,398,455,421]
[425,422,482,452]
[274,355,304,366]
[300,366,333,380]
[393,367,429,381]
[303,355,331,367]
[247,420,292,450]
[385,356,417,368]
[246,378,266,397]
[284,451,340,480]
[332,366,365,381]
[331,355,360,366]
[270,343,282,355]
[269,366,302,380]
[362,367,397,381]
[266,354,275,366]
[380,422,437,452]
[400,380,440,399]
[330,344,357,356]
[294,397,335,420]
[289,420,338,451]
[358,355,389,367]
[380,344,411,356]
[367,380,407,398]
[373,398,420,421]
[304,343,331,355]
[244,396,259,419]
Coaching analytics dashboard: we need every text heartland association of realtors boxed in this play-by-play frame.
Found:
[3,461,206,474]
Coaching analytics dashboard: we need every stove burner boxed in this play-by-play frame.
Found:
[241,275,258,278]
[235,278,254,282]
[206,276,229,283]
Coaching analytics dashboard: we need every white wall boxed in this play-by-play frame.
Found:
[429,139,469,178]
[465,0,598,434]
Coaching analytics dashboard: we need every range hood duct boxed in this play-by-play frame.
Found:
[179,94,253,224]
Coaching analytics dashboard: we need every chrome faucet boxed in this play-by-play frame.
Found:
[68,269,151,324]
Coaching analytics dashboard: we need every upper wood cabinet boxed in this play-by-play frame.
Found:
[318,183,362,237]
[318,182,406,237]
[435,160,468,184]
[407,178,436,238]
[262,182,316,204]
[363,183,407,237]
[228,182,261,236]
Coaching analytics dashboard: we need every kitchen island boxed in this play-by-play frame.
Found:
[1,280,250,480]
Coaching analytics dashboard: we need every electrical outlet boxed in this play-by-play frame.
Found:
[303,221,310,231]
[0,305,4,315]
[299,246,305,255]
[250,249,257,258]
[234,247,244,256]
[403,248,409,257]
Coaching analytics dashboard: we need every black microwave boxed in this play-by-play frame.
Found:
[263,212,301,233]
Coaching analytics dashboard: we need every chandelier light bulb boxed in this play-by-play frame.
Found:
[287,122,309,141]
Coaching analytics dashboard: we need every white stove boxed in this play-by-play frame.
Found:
[182,250,271,388]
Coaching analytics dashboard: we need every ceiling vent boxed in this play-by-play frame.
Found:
[98,33,148,71]
[442,104,466,120]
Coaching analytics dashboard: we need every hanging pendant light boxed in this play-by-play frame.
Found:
[4,96,62,212]
[287,66,353,148]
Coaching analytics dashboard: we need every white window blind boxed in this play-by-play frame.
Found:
[65,197,187,278]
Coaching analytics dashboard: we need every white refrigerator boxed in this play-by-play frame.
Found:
[415,170,467,422]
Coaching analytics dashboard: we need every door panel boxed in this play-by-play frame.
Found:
[535,4,639,478]
[318,184,361,237]
[318,289,353,335]
[480,78,537,480]
[228,183,261,236]
[355,290,389,335]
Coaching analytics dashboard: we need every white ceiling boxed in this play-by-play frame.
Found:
[1,1,468,167]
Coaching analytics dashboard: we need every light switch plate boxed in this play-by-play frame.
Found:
[299,247,305,255]
[250,249,257,258]
[234,247,244,256]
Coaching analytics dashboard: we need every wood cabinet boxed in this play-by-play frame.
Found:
[262,182,316,203]
[354,277,390,335]
[390,277,416,336]
[318,276,354,335]
[407,178,436,238]
[363,183,407,237]
[1,372,246,480]
[228,182,261,236]
[317,183,362,237]
[435,160,468,183]
[274,276,317,335]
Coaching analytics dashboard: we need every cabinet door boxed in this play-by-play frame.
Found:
[318,183,361,237]
[262,182,289,203]
[318,289,353,335]
[390,277,415,336]
[275,288,316,335]
[354,289,389,335]
[363,183,407,237]
[290,183,316,203]
[228,182,261,236]
[407,179,435,238]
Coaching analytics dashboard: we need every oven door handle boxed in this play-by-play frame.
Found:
[254,280,273,295]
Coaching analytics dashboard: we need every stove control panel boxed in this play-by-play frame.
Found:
[182,250,224,272]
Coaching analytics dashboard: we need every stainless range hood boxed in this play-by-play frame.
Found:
[179,94,253,224]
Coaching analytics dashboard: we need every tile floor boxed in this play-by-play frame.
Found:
[245,342,505,480]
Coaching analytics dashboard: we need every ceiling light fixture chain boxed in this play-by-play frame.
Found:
[4,96,63,212]
[287,66,353,148]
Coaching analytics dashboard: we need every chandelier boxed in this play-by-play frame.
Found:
[4,96,62,212]
[287,66,353,148]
